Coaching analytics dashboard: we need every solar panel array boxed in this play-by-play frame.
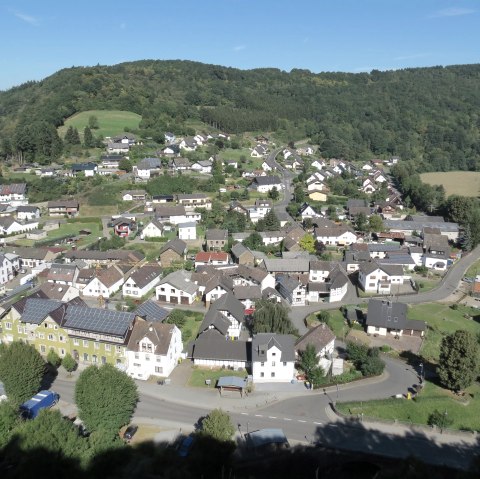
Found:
[134,301,169,322]
[21,298,62,324]
[65,306,136,336]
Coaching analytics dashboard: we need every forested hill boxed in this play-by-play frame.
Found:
[1,60,480,170]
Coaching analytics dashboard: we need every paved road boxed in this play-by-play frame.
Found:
[289,245,480,334]
[52,355,476,470]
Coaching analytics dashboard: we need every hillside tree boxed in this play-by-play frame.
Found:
[0,342,45,405]
[83,126,94,148]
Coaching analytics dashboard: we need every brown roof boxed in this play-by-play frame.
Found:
[127,321,176,355]
[160,238,187,256]
[127,265,162,288]
[296,323,336,353]
[95,266,124,288]
[48,200,79,209]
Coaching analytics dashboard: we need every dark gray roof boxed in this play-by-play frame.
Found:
[64,306,136,336]
[254,175,282,186]
[20,298,63,324]
[206,229,228,241]
[233,285,262,300]
[383,219,458,233]
[366,300,426,331]
[367,243,401,253]
[128,265,162,288]
[134,300,169,322]
[199,309,231,336]
[160,238,187,256]
[252,333,296,363]
[262,258,310,273]
[137,157,161,169]
[191,329,249,361]
[210,293,245,322]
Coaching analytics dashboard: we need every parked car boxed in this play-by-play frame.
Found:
[177,435,195,457]
[123,424,138,441]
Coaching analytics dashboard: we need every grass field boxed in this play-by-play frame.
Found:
[420,171,480,197]
[409,303,480,362]
[188,368,247,388]
[336,380,480,432]
[58,110,141,139]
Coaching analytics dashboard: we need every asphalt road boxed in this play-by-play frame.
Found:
[51,355,474,469]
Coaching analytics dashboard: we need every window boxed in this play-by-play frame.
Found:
[38,332,45,339]
[135,353,139,360]
[94,342,100,350]
[83,340,89,348]
[59,335,64,342]
[54,325,58,330]
[17,325,23,333]
[283,362,287,366]
[60,349,65,356]
[260,372,264,378]
[271,372,275,378]
[134,363,141,367]
[73,338,79,346]
[272,352,276,356]
[272,361,276,367]
[83,353,89,361]
[4,322,11,330]
[101,356,107,364]
[260,362,264,367]
[105,344,111,351]
[48,334,54,341]
[145,355,150,361]
[116,346,123,354]
[40,345,46,353]
[92,355,97,364]
[155,366,163,374]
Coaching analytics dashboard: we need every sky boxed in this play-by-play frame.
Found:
[0,0,479,90]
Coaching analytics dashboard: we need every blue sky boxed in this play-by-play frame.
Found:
[0,0,479,90]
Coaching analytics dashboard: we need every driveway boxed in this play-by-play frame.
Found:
[346,329,423,354]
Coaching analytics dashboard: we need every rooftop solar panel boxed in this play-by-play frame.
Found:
[134,301,169,322]
[21,298,62,324]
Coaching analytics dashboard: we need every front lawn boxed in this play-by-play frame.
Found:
[336,380,480,432]
[174,310,204,344]
[408,303,480,362]
[188,368,247,388]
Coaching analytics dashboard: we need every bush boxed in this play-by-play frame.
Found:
[360,356,385,377]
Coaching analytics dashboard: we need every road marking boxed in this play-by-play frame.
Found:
[268,416,277,419]
[283,418,292,421]
[313,422,322,425]
[298,420,307,423]
[255,414,263,417]
[240,412,248,416]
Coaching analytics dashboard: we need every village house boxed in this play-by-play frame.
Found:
[142,219,164,239]
[0,183,28,206]
[0,217,38,236]
[231,243,255,266]
[314,225,357,246]
[0,253,20,285]
[133,158,162,180]
[295,323,335,365]
[205,229,228,251]
[46,263,78,286]
[366,299,426,338]
[122,265,162,298]
[126,321,183,380]
[177,193,211,210]
[195,251,230,269]
[122,190,147,202]
[82,265,125,298]
[190,160,212,174]
[276,274,307,306]
[156,269,199,304]
[47,200,80,217]
[252,175,283,193]
[159,238,187,267]
[358,261,405,294]
[178,222,197,240]
[251,333,296,383]
[251,144,268,158]
[16,205,40,221]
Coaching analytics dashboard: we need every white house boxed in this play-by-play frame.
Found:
[156,270,199,304]
[251,145,268,158]
[252,175,283,193]
[126,322,183,380]
[82,266,124,298]
[16,206,40,221]
[314,226,357,246]
[0,183,28,206]
[122,265,162,298]
[0,217,39,236]
[366,300,426,338]
[0,253,20,285]
[276,274,307,306]
[133,158,162,180]
[142,219,164,239]
[190,160,212,174]
[358,262,404,294]
[311,160,325,170]
[178,222,197,240]
[252,333,296,383]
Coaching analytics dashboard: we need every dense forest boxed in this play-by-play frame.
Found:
[1,60,480,170]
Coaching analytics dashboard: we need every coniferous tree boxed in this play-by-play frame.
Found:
[83,126,94,148]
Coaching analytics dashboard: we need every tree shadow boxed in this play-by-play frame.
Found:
[40,364,58,391]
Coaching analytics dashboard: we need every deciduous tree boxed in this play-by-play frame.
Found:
[268,186,280,201]
[252,300,297,334]
[0,342,45,405]
[47,349,62,368]
[62,353,77,374]
[200,409,235,442]
[299,234,315,253]
[75,364,138,435]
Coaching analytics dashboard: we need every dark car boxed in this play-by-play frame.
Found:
[123,424,138,441]
[177,435,195,457]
